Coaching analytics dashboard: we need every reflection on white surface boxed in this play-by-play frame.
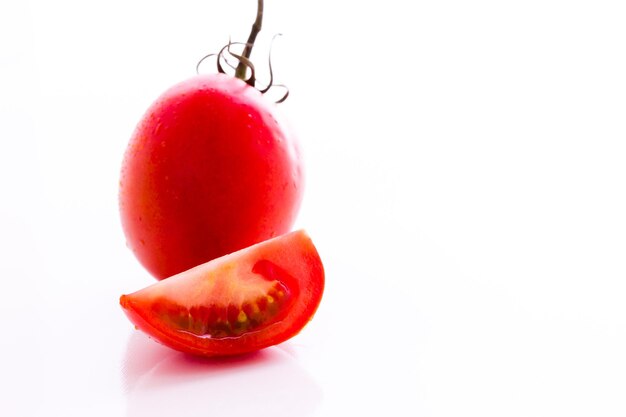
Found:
[122,332,322,417]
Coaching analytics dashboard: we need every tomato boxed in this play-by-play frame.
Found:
[119,73,304,279]
[119,230,324,357]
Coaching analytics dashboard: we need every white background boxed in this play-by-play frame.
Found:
[1,0,625,415]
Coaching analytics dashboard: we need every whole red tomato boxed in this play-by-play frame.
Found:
[119,73,304,279]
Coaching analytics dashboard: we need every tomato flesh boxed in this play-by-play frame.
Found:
[120,230,324,356]
[148,261,294,339]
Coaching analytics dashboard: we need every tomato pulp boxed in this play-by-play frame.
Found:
[119,73,304,279]
[120,230,324,357]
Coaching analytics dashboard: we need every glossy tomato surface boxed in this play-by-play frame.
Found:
[120,230,324,357]
[120,73,303,279]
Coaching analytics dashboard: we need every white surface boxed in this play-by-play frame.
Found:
[1,1,626,415]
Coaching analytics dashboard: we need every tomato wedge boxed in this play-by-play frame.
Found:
[120,230,324,357]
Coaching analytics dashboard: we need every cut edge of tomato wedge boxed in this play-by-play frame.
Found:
[120,229,324,357]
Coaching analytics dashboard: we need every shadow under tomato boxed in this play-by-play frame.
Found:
[122,331,322,417]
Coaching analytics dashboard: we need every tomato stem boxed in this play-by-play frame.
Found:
[235,0,264,82]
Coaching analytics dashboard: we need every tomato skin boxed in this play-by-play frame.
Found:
[120,73,304,279]
[120,230,324,357]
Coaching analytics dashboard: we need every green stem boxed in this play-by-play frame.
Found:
[235,0,264,81]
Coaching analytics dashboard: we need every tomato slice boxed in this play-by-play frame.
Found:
[120,230,324,357]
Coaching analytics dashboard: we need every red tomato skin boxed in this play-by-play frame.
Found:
[120,230,324,357]
[120,73,304,279]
